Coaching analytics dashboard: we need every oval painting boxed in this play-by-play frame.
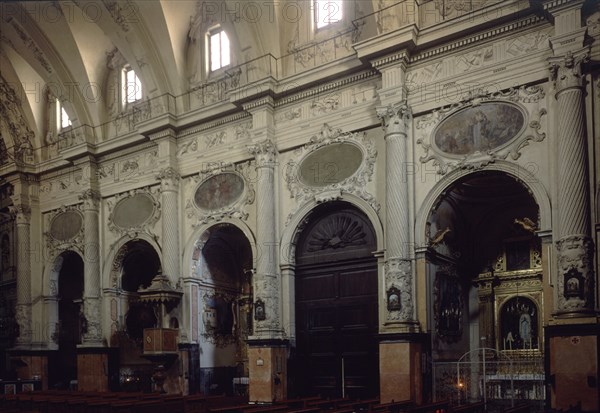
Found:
[50,210,83,241]
[112,193,155,228]
[433,102,526,156]
[299,143,363,187]
[194,173,245,211]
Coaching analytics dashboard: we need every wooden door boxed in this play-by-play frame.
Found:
[294,205,378,398]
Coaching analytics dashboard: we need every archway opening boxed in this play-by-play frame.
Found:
[191,223,253,395]
[116,239,161,392]
[425,171,543,407]
[292,201,379,399]
[54,251,84,389]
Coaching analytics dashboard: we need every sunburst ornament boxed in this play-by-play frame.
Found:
[307,215,367,251]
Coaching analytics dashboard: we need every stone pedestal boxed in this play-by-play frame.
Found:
[248,339,288,403]
[76,347,118,392]
[546,323,599,413]
[378,335,426,404]
[9,350,49,390]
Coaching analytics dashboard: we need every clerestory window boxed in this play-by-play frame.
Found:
[209,28,230,72]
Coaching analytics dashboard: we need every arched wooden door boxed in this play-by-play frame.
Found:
[294,203,379,399]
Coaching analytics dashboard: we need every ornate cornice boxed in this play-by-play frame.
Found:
[276,70,378,107]
[179,113,251,138]
[371,51,410,70]
[242,96,275,112]
[410,16,546,64]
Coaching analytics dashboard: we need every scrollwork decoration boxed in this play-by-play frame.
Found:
[285,124,378,224]
[416,86,547,174]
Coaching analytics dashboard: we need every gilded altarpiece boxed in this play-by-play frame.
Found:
[476,237,543,353]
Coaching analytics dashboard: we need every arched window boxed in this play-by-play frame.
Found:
[208,28,230,71]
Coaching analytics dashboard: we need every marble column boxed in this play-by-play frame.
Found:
[376,102,417,327]
[157,167,181,288]
[11,204,32,346]
[79,189,103,346]
[549,50,595,315]
[248,139,281,337]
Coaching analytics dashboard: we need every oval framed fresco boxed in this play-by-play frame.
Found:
[433,102,526,157]
[112,193,156,229]
[194,172,245,211]
[50,210,83,241]
[298,142,363,187]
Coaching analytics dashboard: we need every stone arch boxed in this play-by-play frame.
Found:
[103,235,163,291]
[182,218,257,278]
[280,192,384,268]
[44,249,85,297]
[415,161,552,247]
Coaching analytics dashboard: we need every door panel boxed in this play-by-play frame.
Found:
[296,262,378,398]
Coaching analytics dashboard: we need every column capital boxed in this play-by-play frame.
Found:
[156,167,180,191]
[8,204,30,224]
[79,189,101,211]
[548,48,589,93]
[376,102,412,136]
[248,139,277,167]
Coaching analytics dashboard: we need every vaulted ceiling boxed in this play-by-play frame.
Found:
[1,1,376,164]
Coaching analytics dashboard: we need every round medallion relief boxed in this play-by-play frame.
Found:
[50,211,83,241]
[298,143,363,187]
[194,173,245,211]
[112,193,155,228]
[433,102,526,156]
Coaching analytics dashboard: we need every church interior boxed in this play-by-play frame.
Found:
[0,0,599,412]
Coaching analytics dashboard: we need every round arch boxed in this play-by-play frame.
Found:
[280,192,384,267]
[182,218,257,277]
[103,234,163,291]
[415,162,552,247]
[44,249,85,297]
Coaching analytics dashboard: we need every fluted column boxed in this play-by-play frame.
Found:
[11,204,32,346]
[79,189,103,346]
[248,139,281,337]
[157,167,181,286]
[549,50,595,315]
[376,102,416,327]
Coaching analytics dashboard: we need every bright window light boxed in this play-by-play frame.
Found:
[124,67,142,103]
[315,0,343,29]
[57,99,71,130]
[209,30,230,71]
[61,106,71,129]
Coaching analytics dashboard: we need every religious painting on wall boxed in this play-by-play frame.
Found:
[434,272,463,342]
[202,294,234,338]
[433,102,526,156]
[500,296,539,350]
[194,172,245,211]
[505,239,531,271]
